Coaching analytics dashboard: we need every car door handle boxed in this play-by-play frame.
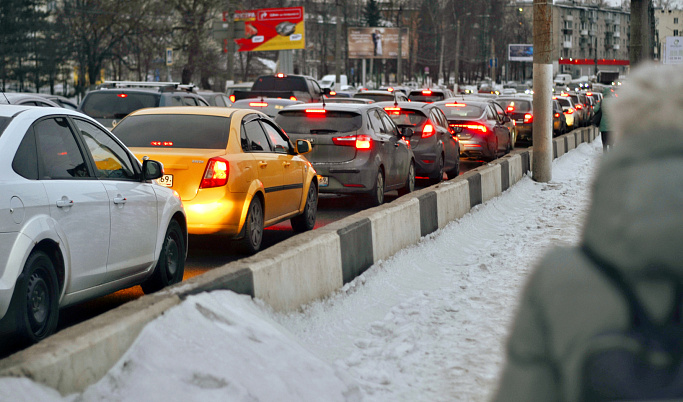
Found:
[56,198,74,208]
[282,161,291,167]
[113,196,127,204]
[258,161,268,168]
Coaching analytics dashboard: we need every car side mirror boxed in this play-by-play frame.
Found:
[401,127,414,138]
[503,115,511,122]
[142,159,164,181]
[322,88,331,96]
[295,139,312,154]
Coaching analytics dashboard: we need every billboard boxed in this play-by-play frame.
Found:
[508,44,533,62]
[348,27,409,59]
[664,36,683,65]
[230,7,305,52]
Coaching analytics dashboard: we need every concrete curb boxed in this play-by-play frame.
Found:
[0,126,599,395]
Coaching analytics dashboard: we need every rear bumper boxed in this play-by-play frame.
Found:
[183,189,247,236]
[312,159,378,195]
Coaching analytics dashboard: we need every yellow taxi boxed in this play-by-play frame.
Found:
[112,107,317,253]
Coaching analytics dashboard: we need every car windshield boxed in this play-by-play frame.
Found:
[112,114,230,149]
[386,110,427,127]
[0,116,11,137]
[408,92,446,102]
[353,93,394,102]
[252,76,307,91]
[276,110,362,134]
[437,104,485,118]
[497,99,531,113]
[81,92,160,119]
[556,98,572,108]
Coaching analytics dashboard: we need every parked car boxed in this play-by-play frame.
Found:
[434,99,513,161]
[353,90,409,103]
[407,88,453,103]
[230,98,303,118]
[78,81,209,129]
[0,93,61,107]
[112,107,317,254]
[275,103,416,206]
[376,101,460,183]
[0,105,187,343]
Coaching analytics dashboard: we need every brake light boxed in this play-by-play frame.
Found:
[575,104,583,109]
[445,103,466,107]
[507,105,515,112]
[452,124,488,133]
[387,87,394,92]
[229,95,235,102]
[290,96,297,101]
[200,157,229,189]
[305,109,326,114]
[422,123,435,138]
[332,134,372,149]
[118,94,128,98]
[150,141,174,146]
[384,106,401,111]
[422,90,432,95]
[565,108,574,115]
[329,91,336,96]
[249,102,268,107]
[524,113,533,124]
[586,92,593,96]
[276,73,286,78]
[554,113,560,118]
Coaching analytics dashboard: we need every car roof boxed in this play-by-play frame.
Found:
[124,106,259,118]
[280,102,376,112]
[0,93,61,106]
[373,101,433,112]
[0,103,97,120]
[231,98,301,106]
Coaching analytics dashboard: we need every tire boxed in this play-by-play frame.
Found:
[368,169,385,207]
[291,182,318,232]
[445,154,460,179]
[397,161,415,196]
[428,154,444,185]
[13,250,59,343]
[237,197,264,254]
[141,220,185,294]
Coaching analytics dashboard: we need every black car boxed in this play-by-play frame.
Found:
[275,103,416,206]
[78,81,209,129]
[497,97,533,145]
[376,101,460,184]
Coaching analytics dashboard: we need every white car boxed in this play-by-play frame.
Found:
[0,105,187,343]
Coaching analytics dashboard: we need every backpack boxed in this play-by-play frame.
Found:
[580,244,683,401]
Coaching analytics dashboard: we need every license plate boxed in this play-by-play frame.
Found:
[317,175,328,187]
[516,119,524,124]
[158,174,173,187]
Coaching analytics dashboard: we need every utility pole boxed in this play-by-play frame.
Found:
[226,0,236,83]
[532,0,552,182]
[335,0,342,87]
[397,7,402,85]
[454,20,460,92]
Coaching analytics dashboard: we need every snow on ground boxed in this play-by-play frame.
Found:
[0,139,603,401]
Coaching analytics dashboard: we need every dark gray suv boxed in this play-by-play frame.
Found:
[78,81,209,129]
[275,103,415,206]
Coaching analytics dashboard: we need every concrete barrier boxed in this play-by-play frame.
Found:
[0,127,595,395]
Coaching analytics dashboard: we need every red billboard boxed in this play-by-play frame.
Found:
[228,7,306,52]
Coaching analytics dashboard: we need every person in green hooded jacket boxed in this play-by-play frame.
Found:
[493,62,683,401]
[591,86,617,151]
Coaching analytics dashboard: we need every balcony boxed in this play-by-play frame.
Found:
[565,15,573,21]
[563,41,573,48]
[581,29,589,36]
[613,44,620,50]
[614,31,620,38]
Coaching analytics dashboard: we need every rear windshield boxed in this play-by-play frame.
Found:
[252,76,307,92]
[386,110,427,127]
[408,92,446,102]
[81,92,160,119]
[497,99,531,113]
[353,93,394,102]
[276,110,362,134]
[436,104,484,118]
[112,114,230,149]
[556,98,571,107]
[0,116,11,137]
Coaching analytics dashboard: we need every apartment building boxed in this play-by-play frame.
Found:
[654,8,683,62]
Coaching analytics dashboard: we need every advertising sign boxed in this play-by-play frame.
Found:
[348,27,409,59]
[231,7,305,52]
[508,44,533,62]
[664,36,683,65]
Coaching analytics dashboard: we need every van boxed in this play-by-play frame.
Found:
[554,74,572,87]
[320,74,348,91]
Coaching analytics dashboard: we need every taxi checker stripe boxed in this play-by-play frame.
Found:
[263,183,304,193]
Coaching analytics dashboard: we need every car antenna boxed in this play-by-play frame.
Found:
[322,94,326,108]
[393,92,398,108]
[1,89,9,104]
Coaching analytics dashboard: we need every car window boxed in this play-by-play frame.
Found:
[429,109,445,129]
[386,109,427,127]
[80,92,160,119]
[492,103,506,123]
[380,112,398,135]
[437,103,484,118]
[368,109,388,133]
[486,106,497,121]
[498,99,531,113]
[113,114,230,149]
[242,119,272,152]
[12,129,39,180]
[34,117,91,179]
[276,110,363,134]
[74,118,137,180]
[261,119,290,154]
[183,97,199,106]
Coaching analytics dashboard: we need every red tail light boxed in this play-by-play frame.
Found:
[200,157,229,189]
[575,104,583,110]
[554,113,560,118]
[276,73,286,78]
[452,123,489,133]
[422,90,432,95]
[387,87,394,92]
[290,96,297,101]
[118,93,128,98]
[445,103,467,107]
[329,91,337,96]
[507,105,515,112]
[249,102,268,107]
[305,109,326,114]
[565,108,574,115]
[332,134,372,149]
[524,113,533,124]
[384,106,401,112]
[229,95,236,102]
[422,123,435,138]
[151,141,174,146]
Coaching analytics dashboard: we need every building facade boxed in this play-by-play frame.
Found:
[654,8,683,61]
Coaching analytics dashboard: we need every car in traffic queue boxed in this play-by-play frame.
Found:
[353,90,409,103]
[496,96,533,145]
[434,99,513,161]
[0,93,61,108]
[230,98,304,118]
[275,103,416,206]
[407,88,453,103]
[226,82,254,104]
[78,81,210,129]
[566,91,591,127]
[35,94,79,110]
[0,105,187,343]
[553,99,568,136]
[111,107,318,254]
[553,95,577,130]
[197,91,232,107]
[375,101,460,184]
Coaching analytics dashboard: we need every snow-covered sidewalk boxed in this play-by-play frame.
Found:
[1,139,603,402]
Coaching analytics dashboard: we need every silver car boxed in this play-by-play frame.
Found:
[0,105,187,343]
[275,103,415,206]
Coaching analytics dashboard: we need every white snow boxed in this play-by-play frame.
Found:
[0,139,603,401]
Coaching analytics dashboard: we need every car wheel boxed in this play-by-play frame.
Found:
[291,182,317,232]
[13,250,59,343]
[368,169,385,207]
[428,154,444,185]
[397,161,415,196]
[446,154,460,179]
[141,220,185,294]
[237,197,264,254]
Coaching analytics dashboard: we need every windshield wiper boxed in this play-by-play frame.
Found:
[309,129,338,134]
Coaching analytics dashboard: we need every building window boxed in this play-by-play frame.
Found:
[674,17,679,24]
[675,29,680,36]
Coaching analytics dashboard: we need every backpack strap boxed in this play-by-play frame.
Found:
[580,243,654,330]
